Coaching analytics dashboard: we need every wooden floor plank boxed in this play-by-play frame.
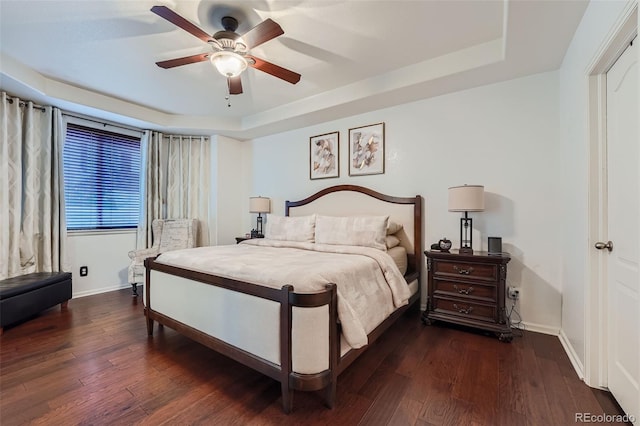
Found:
[0,287,631,425]
[416,377,472,425]
[387,396,423,426]
[358,372,410,425]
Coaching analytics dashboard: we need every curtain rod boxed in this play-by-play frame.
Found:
[4,95,46,112]
[5,94,210,139]
[62,111,144,134]
[160,133,210,141]
[62,112,210,140]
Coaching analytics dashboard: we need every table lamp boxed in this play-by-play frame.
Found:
[448,185,484,254]
[249,196,271,237]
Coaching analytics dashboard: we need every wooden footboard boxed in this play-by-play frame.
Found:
[144,257,339,413]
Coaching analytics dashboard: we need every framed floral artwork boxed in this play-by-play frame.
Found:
[349,122,385,176]
[309,131,339,179]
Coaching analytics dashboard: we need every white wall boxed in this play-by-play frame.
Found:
[246,71,563,331]
[66,231,136,297]
[557,0,634,378]
[210,134,247,245]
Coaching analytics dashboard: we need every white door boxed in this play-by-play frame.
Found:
[604,39,639,423]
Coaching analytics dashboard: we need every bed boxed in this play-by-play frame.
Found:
[143,184,422,412]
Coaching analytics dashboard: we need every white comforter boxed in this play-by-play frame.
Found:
[155,239,411,348]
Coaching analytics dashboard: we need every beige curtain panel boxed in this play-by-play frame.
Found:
[136,131,210,251]
[0,92,68,279]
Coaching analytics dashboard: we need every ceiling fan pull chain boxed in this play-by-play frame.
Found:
[226,79,231,108]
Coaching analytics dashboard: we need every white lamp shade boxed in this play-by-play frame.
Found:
[210,51,248,77]
[448,185,485,212]
[249,196,271,213]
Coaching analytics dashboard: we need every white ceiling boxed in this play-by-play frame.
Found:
[0,0,588,139]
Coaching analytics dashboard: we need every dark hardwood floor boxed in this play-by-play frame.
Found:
[0,287,629,425]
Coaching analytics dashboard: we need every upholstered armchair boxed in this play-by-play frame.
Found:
[127,218,198,295]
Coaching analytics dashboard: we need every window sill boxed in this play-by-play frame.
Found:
[67,228,137,237]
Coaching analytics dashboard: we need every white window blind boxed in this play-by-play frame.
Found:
[63,123,141,230]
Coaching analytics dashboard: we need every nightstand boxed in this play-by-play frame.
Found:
[423,250,513,342]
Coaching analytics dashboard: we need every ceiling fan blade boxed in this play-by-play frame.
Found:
[228,76,243,95]
[247,55,301,84]
[156,53,210,69]
[151,5,213,43]
[241,18,284,49]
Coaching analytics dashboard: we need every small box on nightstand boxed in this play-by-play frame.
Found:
[488,237,502,255]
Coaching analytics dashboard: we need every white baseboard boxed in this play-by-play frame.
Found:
[515,323,587,383]
[558,328,585,381]
[517,320,560,336]
[72,283,133,298]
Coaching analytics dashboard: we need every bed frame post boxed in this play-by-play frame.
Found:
[323,283,338,408]
[280,285,294,413]
[145,260,154,336]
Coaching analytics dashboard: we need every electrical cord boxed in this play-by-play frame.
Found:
[506,298,525,337]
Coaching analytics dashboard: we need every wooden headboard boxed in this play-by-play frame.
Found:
[285,185,423,279]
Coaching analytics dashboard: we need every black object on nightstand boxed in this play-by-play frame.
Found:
[422,250,513,342]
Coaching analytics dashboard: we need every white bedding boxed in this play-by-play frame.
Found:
[155,239,411,348]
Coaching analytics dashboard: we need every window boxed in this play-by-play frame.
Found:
[63,123,141,230]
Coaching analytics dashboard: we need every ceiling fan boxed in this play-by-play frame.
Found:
[151,5,301,96]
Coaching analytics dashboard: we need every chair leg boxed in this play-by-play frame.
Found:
[131,283,138,296]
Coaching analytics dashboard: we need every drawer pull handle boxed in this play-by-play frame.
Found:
[453,265,474,275]
[453,285,474,295]
[453,304,473,315]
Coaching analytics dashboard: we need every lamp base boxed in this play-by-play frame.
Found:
[458,215,474,256]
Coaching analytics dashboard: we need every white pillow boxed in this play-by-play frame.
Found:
[387,246,408,275]
[265,215,316,242]
[386,235,401,249]
[315,215,389,251]
[387,221,403,235]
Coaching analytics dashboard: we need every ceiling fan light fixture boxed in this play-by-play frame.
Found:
[210,50,248,77]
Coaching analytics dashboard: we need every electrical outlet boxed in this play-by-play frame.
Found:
[507,286,520,300]
[79,266,88,277]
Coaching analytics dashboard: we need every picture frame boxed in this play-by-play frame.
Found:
[309,131,339,180]
[349,122,385,176]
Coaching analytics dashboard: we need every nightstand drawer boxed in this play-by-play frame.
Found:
[432,260,497,282]
[433,279,496,302]
[432,297,497,323]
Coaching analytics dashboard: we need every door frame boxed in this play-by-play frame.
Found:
[585,2,638,389]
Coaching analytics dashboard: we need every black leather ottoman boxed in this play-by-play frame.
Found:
[0,272,72,334]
